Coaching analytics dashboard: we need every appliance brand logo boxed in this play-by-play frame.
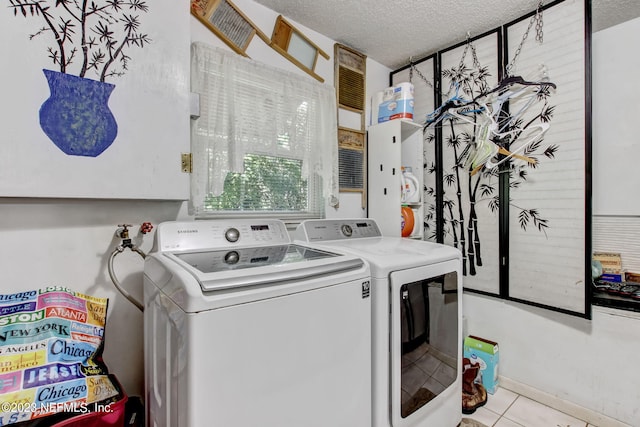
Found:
[177,229,198,234]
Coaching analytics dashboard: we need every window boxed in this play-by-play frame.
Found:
[205,153,321,213]
[190,42,338,218]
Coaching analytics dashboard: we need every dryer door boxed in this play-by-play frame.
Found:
[389,260,461,427]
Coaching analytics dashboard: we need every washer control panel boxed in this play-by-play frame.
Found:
[296,219,381,242]
[156,219,289,251]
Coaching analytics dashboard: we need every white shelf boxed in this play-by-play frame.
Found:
[368,120,424,238]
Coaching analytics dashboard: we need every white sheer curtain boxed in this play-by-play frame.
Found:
[190,42,338,216]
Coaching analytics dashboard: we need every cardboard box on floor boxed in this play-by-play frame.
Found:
[464,335,499,394]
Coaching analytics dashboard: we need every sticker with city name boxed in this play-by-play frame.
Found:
[0,350,47,374]
[47,338,97,364]
[86,375,119,403]
[0,371,21,394]
[0,291,38,305]
[23,363,84,389]
[37,292,88,313]
[0,302,37,317]
[34,378,88,405]
[0,341,47,356]
[85,301,106,326]
[0,318,71,346]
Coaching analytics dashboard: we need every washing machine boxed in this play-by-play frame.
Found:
[295,218,462,427]
[143,219,372,427]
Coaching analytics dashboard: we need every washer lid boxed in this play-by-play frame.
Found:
[165,244,364,291]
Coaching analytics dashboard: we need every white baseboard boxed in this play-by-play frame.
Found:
[499,376,632,427]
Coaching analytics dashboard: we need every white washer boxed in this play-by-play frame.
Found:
[295,218,462,427]
[144,219,372,427]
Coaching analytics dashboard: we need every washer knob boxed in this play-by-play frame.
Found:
[224,251,240,264]
[225,227,240,242]
[341,224,353,237]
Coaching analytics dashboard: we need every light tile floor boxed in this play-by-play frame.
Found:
[402,341,457,415]
[464,387,597,427]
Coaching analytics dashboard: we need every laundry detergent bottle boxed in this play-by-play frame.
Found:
[401,206,415,237]
[400,167,420,204]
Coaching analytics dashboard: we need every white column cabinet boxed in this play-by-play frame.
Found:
[368,120,424,238]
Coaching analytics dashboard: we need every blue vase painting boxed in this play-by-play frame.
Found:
[39,70,118,157]
[9,1,151,158]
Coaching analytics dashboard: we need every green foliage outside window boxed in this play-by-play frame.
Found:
[205,154,308,212]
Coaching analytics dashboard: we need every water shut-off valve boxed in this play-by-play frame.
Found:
[116,222,153,250]
[116,224,134,249]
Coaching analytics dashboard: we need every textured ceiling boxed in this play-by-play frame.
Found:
[253,0,640,69]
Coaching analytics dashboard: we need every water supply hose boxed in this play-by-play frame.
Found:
[107,224,150,312]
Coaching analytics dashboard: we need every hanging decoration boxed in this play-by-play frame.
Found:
[335,43,367,208]
[391,0,589,317]
[423,3,553,176]
[192,1,328,81]
[416,18,558,282]
[505,0,588,315]
[270,15,329,82]
[8,0,152,157]
[432,34,498,279]
[191,0,270,56]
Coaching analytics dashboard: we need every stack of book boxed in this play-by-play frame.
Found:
[593,252,623,282]
[593,252,640,301]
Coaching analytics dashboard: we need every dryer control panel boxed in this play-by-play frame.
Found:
[296,219,382,241]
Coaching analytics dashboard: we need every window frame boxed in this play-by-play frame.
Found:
[189,43,337,221]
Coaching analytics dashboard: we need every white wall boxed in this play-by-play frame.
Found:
[592,17,640,216]
[0,199,189,398]
[463,17,640,426]
[464,294,640,425]
[0,0,390,398]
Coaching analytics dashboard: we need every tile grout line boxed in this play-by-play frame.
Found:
[492,394,522,427]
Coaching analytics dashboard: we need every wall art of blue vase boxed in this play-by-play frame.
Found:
[39,69,118,157]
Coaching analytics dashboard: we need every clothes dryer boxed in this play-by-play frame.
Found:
[295,218,462,427]
[144,219,372,427]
